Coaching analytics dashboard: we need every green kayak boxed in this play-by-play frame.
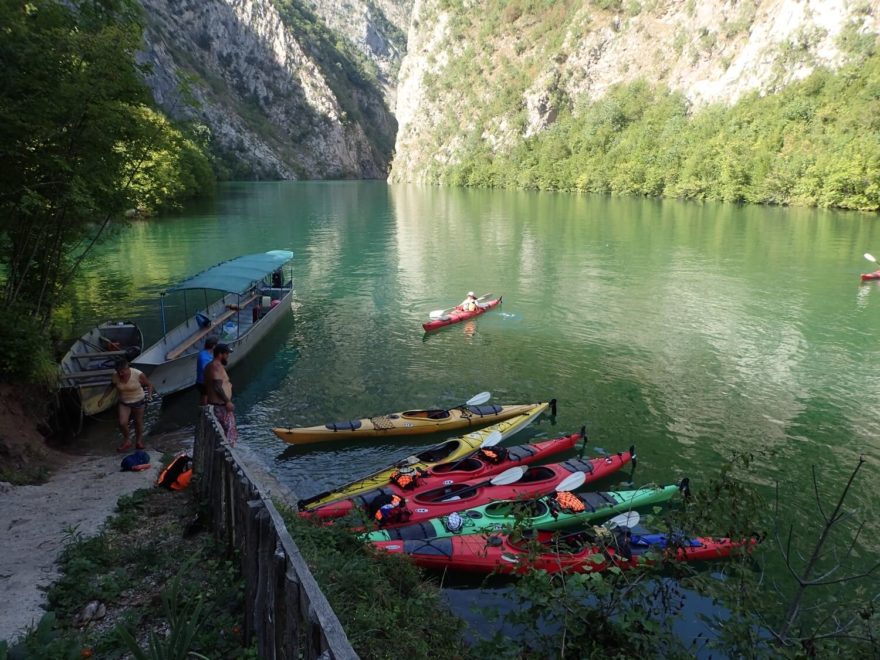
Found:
[364,479,688,543]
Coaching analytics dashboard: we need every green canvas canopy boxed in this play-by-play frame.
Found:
[165,250,293,294]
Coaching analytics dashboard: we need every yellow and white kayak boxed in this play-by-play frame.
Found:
[273,401,547,446]
[296,400,555,511]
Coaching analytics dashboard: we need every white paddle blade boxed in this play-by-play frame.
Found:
[555,471,587,493]
[865,253,877,263]
[480,430,503,448]
[490,466,527,486]
[429,308,451,319]
[605,511,640,529]
[466,391,492,407]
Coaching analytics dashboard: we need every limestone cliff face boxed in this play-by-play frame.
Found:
[139,0,410,179]
[390,0,880,183]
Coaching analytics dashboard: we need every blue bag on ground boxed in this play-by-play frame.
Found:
[120,450,150,472]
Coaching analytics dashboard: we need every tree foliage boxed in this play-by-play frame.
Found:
[0,0,212,381]
[439,47,880,212]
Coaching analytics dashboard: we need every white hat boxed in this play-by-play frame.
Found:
[467,291,475,297]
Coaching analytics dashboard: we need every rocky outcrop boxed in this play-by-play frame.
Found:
[389,0,880,183]
[139,0,409,179]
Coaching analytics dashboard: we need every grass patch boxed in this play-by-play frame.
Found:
[1,481,252,658]
[280,507,468,659]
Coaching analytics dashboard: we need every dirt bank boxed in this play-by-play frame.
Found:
[0,426,192,644]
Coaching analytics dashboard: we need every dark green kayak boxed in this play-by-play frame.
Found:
[364,479,688,543]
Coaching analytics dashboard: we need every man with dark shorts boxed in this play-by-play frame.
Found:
[196,336,218,405]
[204,343,238,445]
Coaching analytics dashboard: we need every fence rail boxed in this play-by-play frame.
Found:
[195,409,358,659]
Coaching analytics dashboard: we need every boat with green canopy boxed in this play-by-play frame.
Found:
[133,250,293,396]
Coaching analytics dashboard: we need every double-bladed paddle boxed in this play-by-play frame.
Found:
[439,465,527,502]
[443,429,503,473]
[604,511,641,529]
[452,391,491,410]
[428,293,493,319]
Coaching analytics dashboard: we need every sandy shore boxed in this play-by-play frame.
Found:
[0,429,191,644]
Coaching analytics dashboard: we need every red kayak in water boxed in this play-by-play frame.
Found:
[371,527,755,575]
[307,447,635,524]
[302,430,585,519]
[422,297,502,332]
[861,270,880,281]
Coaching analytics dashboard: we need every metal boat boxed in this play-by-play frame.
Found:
[59,321,144,415]
[133,250,294,396]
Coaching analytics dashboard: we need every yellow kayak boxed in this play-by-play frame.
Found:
[273,399,544,445]
[297,400,554,511]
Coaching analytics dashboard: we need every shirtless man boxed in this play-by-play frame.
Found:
[204,343,238,445]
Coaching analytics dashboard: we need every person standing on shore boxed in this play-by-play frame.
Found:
[195,336,218,406]
[204,343,238,445]
[97,358,154,451]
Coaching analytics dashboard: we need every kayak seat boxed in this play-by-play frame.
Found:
[432,457,481,473]
[516,465,555,483]
[505,444,538,462]
[384,522,440,541]
[403,538,454,558]
[561,458,595,474]
[353,486,393,511]
[325,419,363,432]
[466,404,503,417]
[577,491,618,512]
[416,440,458,463]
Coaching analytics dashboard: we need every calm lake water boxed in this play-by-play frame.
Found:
[69,181,880,642]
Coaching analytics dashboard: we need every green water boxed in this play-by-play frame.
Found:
[71,181,880,586]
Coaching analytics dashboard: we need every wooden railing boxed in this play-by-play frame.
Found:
[195,409,358,659]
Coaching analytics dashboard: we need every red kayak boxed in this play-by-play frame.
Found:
[422,297,502,332]
[861,270,880,281]
[303,432,588,520]
[306,447,635,524]
[371,527,754,575]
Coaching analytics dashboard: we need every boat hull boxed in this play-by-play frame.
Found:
[422,297,502,332]
[861,270,880,281]
[297,401,554,511]
[273,401,542,445]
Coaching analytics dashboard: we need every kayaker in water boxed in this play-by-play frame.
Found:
[460,291,481,312]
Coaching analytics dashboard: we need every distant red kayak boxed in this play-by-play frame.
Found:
[861,270,880,281]
[422,297,502,332]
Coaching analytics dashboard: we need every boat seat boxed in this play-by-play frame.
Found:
[71,350,127,359]
[62,369,118,381]
[165,293,258,360]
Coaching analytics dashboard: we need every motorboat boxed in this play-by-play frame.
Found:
[133,250,293,396]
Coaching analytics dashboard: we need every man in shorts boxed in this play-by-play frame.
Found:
[196,336,218,405]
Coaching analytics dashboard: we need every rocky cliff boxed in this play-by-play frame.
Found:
[137,0,877,183]
[139,0,410,179]
[390,0,879,183]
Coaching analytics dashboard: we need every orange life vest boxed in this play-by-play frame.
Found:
[555,491,585,512]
